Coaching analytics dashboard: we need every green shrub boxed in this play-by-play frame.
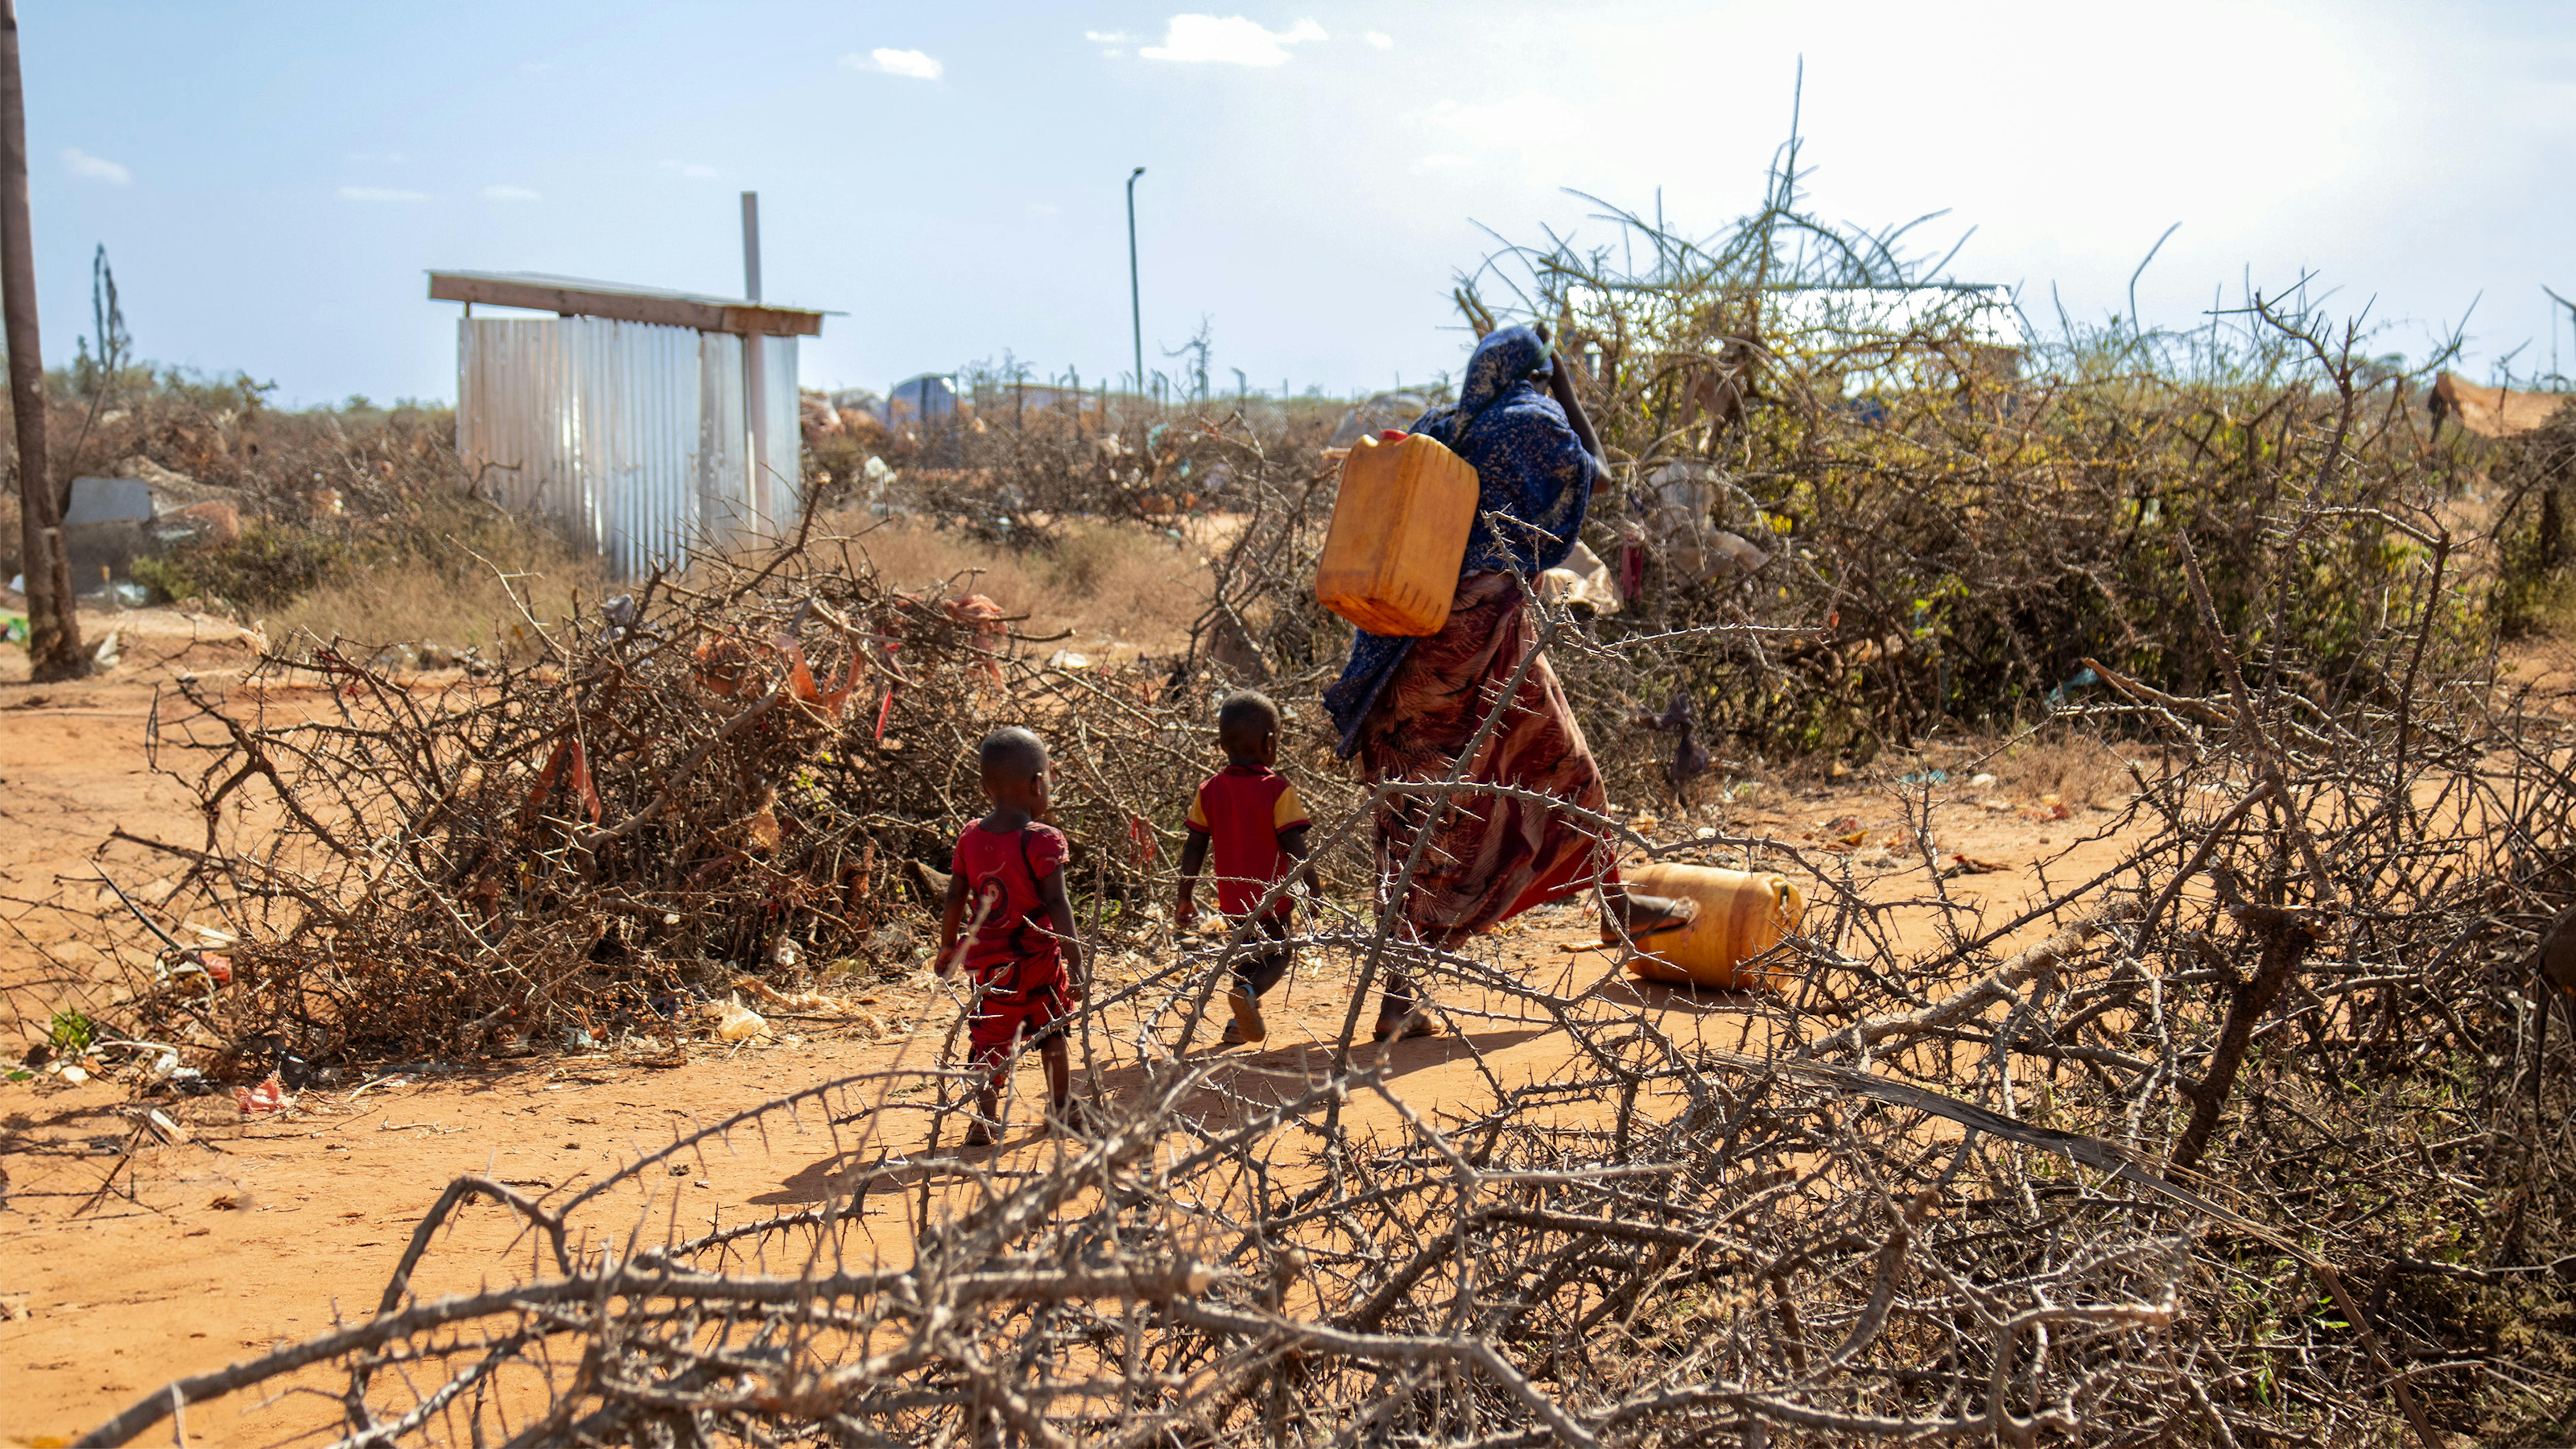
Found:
[133,524,353,609]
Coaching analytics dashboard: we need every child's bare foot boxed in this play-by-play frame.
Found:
[1222,988,1267,1045]
[1370,1006,1442,1043]
[1048,1098,1094,1136]
[959,1122,995,1149]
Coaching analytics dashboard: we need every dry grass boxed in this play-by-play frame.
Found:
[264,515,604,657]
[1989,727,2136,806]
[824,512,1213,655]
[266,554,601,656]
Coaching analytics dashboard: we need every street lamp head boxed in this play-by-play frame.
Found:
[1130,166,1146,180]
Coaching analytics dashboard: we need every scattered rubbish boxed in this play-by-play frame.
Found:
[2045,666,2101,706]
[57,1064,90,1085]
[235,1072,294,1115]
[739,979,850,1015]
[2,615,24,643]
[708,997,771,1042]
[91,628,121,669]
[1045,649,1093,669]
[1944,854,2009,877]
[1895,769,1948,786]
[1968,773,1998,788]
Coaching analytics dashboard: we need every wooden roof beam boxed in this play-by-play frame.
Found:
[426,271,825,337]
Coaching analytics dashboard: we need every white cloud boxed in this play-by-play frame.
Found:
[337,186,428,203]
[62,147,129,185]
[844,47,942,80]
[1365,31,1393,49]
[1141,15,1326,65]
[1087,28,1138,56]
[661,160,719,180]
[483,185,542,202]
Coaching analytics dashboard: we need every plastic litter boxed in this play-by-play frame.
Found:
[236,1072,293,1114]
[708,997,770,1042]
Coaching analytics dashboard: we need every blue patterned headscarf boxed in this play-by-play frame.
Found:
[1321,325,1601,755]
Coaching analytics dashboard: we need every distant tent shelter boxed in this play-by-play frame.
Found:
[429,270,831,580]
[2429,371,2573,441]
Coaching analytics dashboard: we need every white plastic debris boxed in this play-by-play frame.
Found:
[708,997,770,1042]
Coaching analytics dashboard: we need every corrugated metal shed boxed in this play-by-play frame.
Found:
[435,272,824,580]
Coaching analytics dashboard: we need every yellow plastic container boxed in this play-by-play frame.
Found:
[1618,863,1806,991]
[1316,432,1479,636]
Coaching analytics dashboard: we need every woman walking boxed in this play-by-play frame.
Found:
[1325,324,1693,1038]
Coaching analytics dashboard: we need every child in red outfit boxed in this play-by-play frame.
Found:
[1176,692,1323,1046]
[939,727,1086,1145]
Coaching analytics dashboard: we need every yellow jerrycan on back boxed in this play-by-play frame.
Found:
[1618,862,1806,991]
[1316,431,1479,636]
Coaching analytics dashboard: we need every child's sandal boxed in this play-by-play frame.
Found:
[1223,988,1268,1046]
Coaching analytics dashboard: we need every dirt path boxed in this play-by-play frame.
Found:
[0,611,2146,1443]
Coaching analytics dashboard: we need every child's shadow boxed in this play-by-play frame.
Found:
[753,1141,1056,1207]
[1081,1025,1551,1117]
[749,1026,1550,1205]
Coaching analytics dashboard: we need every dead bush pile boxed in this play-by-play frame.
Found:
[63,519,1368,1072]
[78,1019,2313,1448]
[1452,167,2480,787]
[817,360,1344,540]
[0,364,591,641]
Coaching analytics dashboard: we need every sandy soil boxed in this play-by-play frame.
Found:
[0,601,2143,1444]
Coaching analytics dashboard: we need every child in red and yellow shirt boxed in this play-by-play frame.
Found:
[939,727,1086,1145]
[1176,692,1319,1046]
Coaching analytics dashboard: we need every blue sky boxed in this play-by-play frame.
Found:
[24,2,2576,406]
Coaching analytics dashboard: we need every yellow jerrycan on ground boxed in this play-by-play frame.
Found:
[1316,431,1479,636]
[1618,862,1806,991]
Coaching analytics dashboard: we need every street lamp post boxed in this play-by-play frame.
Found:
[1125,166,1145,404]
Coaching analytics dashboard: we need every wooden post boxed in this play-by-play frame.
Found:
[0,0,78,680]
[740,191,771,529]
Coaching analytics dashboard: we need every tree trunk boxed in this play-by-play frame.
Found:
[0,0,77,681]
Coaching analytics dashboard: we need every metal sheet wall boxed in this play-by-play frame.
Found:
[457,317,799,580]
